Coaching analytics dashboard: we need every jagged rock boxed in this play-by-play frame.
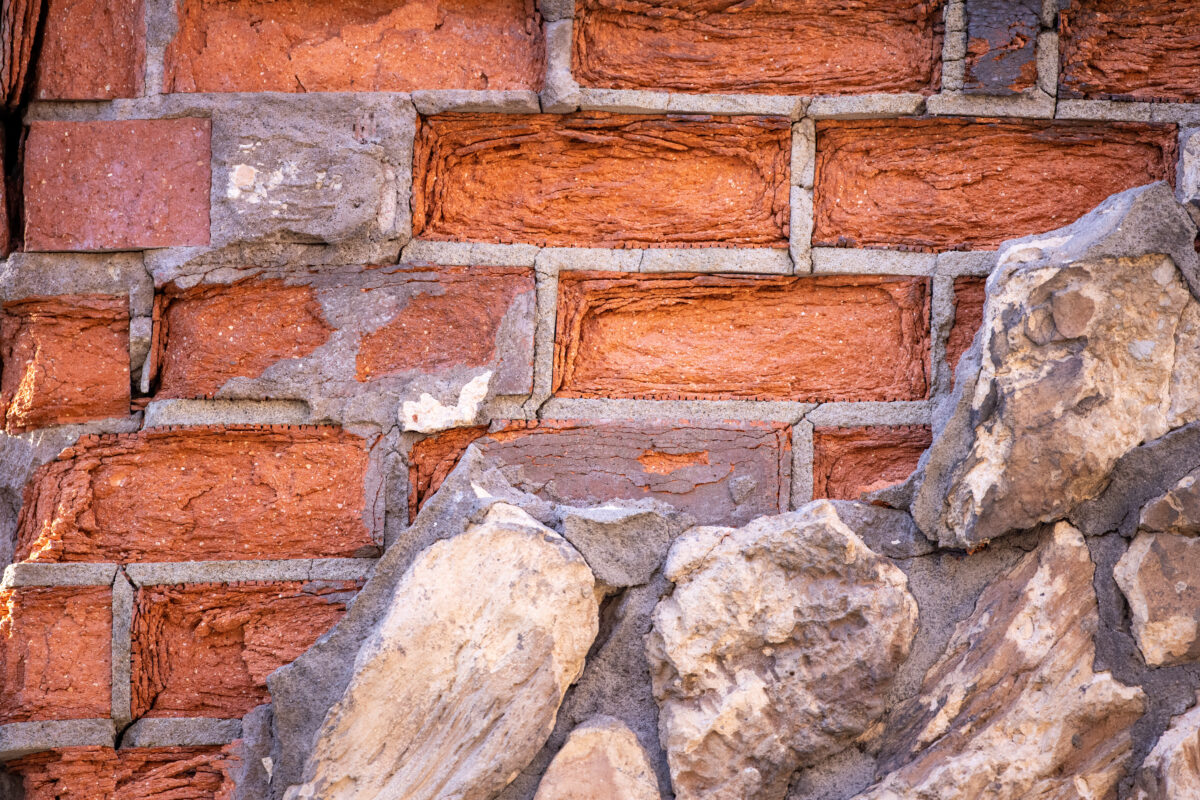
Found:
[646,500,918,800]
[912,182,1200,548]
[1141,469,1200,536]
[1134,701,1200,799]
[560,501,693,589]
[858,523,1145,799]
[1115,532,1200,666]
[826,500,935,559]
[282,502,599,800]
[533,716,660,800]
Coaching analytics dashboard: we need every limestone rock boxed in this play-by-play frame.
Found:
[1141,469,1200,536]
[647,500,918,800]
[858,523,1146,799]
[1115,532,1200,666]
[533,716,660,800]
[284,503,598,800]
[912,182,1200,548]
[1134,701,1200,799]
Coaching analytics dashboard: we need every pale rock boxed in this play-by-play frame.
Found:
[647,500,918,800]
[400,370,492,433]
[857,523,1145,800]
[1141,468,1200,536]
[1134,701,1200,799]
[1115,532,1200,666]
[560,501,693,589]
[533,716,661,800]
[284,502,599,800]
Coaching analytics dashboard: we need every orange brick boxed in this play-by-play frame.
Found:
[9,746,236,800]
[35,0,145,100]
[812,426,933,500]
[947,276,987,373]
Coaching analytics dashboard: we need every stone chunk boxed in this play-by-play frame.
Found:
[24,120,211,251]
[7,745,236,799]
[34,0,144,100]
[1115,532,1200,666]
[1140,469,1200,536]
[572,0,941,95]
[560,501,693,589]
[857,524,1145,799]
[534,716,660,800]
[1134,702,1200,799]
[814,118,1176,250]
[285,503,598,800]
[1,295,130,432]
[413,113,790,248]
[647,501,917,800]
[812,426,931,500]
[962,0,1041,95]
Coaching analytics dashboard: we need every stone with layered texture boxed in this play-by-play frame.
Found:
[283,503,598,800]
[533,716,660,800]
[1134,702,1200,799]
[857,524,1145,799]
[911,182,1200,548]
[647,501,917,800]
[1115,532,1200,666]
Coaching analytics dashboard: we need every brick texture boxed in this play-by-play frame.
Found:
[1,295,130,433]
[572,0,943,95]
[35,0,145,100]
[9,746,236,800]
[16,427,377,564]
[554,273,930,401]
[413,113,791,248]
[1,0,40,106]
[131,581,360,719]
[947,276,987,373]
[0,586,111,724]
[812,426,933,500]
[1060,0,1200,102]
[963,0,1040,95]
[408,419,791,527]
[165,0,544,93]
[23,119,211,251]
[814,118,1177,250]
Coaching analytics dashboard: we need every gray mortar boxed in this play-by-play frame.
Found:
[111,569,134,730]
[790,187,815,273]
[0,719,116,761]
[811,249,936,276]
[935,250,996,277]
[1036,31,1060,97]
[1,563,117,588]
[578,88,804,118]
[123,559,377,587]
[400,240,540,267]
[121,718,243,748]
[228,705,274,800]
[806,94,925,120]
[537,0,574,20]
[142,400,312,428]
[535,247,641,273]
[142,0,178,96]
[539,398,816,423]
[790,420,815,509]
[541,19,580,113]
[411,90,540,115]
[0,252,152,314]
[641,248,791,274]
[791,119,815,190]
[524,256,560,414]
[1056,100,1200,124]
[1177,127,1200,225]
[940,0,967,93]
[805,401,932,428]
[929,275,957,403]
[927,90,1055,118]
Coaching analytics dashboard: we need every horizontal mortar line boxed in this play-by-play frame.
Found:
[141,398,312,429]
[1055,98,1200,124]
[121,717,243,748]
[804,400,933,428]
[123,558,378,587]
[0,719,116,762]
[539,398,815,424]
[2,562,120,588]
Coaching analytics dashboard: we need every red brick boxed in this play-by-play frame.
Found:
[573,0,942,95]
[23,120,211,251]
[1,0,41,106]
[1,295,130,433]
[963,0,1040,95]
[554,272,930,402]
[409,419,791,527]
[0,586,111,724]
[9,746,236,800]
[15,426,377,564]
[413,113,791,248]
[35,0,145,100]
[814,118,1177,251]
[812,426,932,500]
[164,0,544,93]
[1060,0,1200,102]
[947,276,987,373]
[131,581,359,719]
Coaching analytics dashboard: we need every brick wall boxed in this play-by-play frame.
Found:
[2,0,1199,795]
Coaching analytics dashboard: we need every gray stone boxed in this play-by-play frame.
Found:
[1179,127,1200,227]
[806,94,925,119]
[121,717,242,747]
[1115,532,1200,667]
[1141,468,1200,536]
[560,501,692,589]
[825,501,936,559]
[0,252,151,314]
[1134,702,1200,799]
[0,719,115,761]
[142,399,311,428]
[227,705,275,800]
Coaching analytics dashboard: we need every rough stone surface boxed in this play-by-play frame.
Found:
[0,586,111,724]
[15,427,378,563]
[647,501,918,800]
[859,524,1145,799]
[165,0,545,92]
[7,745,237,799]
[1115,532,1200,667]
[814,118,1177,250]
[24,119,211,251]
[1134,702,1200,799]
[1,295,130,433]
[912,182,1200,548]
[34,0,145,100]
[812,426,931,500]
[825,501,936,559]
[1060,0,1200,102]
[554,273,930,401]
[561,501,692,590]
[131,580,360,719]
[283,503,597,800]
[962,0,1041,95]
[1140,469,1200,536]
[572,0,942,95]
[533,716,660,800]
[946,275,986,373]
[413,113,790,248]
[407,420,792,527]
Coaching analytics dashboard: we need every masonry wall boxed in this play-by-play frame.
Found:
[1,0,1199,796]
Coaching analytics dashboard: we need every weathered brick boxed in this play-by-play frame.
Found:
[164,0,544,93]
[963,0,1040,95]
[413,113,791,248]
[8,746,236,799]
[1060,0,1200,102]
[130,581,359,719]
[1,0,40,106]
[35,0,145,100]
[573,0,943,95]
[15,427,377,564]
[554,272,930,401]
[0,586,111,724]
[814,118,1176,250]
[947,276,987,373]
[408,419,791,527]
[1,295,130,433]
[23,120,211,252]
[812,426,932,500]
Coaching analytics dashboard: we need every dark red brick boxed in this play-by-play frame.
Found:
[35,0,145,100]
[812,426,932,500]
